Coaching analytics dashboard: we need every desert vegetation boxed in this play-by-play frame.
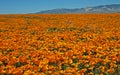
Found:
[0,14,120,75]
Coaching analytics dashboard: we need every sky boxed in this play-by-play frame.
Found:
[0,0,120,14]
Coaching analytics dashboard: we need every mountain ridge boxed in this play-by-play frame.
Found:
[36,4,120,14]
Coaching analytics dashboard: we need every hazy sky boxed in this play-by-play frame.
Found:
[0,0,120,14]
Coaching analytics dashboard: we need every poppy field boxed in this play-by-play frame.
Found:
[0,14,120,75]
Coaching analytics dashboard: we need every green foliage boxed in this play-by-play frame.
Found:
[0,29,8,32]
[2,61,7,66]
[85,69,92,74]
[114,68,120,75]
[0,29,3,32]
[93,68,101,74]
[47,27,76,32]
[105,62,110,69]
[38,68,43,73]
[48,62,58,67]
[76,38,87,42]
[107,36,119,41]
[90,50,97,55]
[14,62,26,68]
[61,64,68,70]
[95,62,104,68]
[82,52,89,56]
[72,58,79,63]
[0,73,12,75]
[78,63,85,70]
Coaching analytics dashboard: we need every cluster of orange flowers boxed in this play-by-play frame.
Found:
[0,14,120,75]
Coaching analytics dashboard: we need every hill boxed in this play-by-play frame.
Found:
[36,4,120,14]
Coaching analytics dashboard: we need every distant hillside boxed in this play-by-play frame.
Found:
[36,4,120,14]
